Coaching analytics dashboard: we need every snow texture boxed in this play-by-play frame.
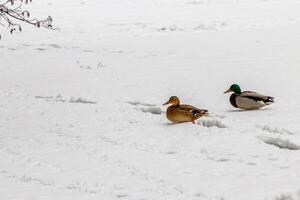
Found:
[1,0,300,200]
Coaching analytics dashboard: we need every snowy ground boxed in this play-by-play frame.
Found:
[1,0,300,199]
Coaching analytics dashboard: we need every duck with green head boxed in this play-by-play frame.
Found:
[224,84,274,110]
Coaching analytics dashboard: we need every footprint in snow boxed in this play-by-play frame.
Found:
[36,95,97,104]
[256,125,300,150]
[127,101,163,115]
[258,136,300,150]
[256,125,297,135]
[196,118,227,128]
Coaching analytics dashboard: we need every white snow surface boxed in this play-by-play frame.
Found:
[1,0,300,199]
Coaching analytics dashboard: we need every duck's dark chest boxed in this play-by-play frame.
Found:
[230,94,238,108]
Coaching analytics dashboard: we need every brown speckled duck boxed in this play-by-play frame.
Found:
[224,84,275,110]
[163,96,209,124]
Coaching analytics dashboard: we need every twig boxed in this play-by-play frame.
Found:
[0,0,56,39]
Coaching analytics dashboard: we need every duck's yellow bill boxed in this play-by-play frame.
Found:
[224,88,231,94]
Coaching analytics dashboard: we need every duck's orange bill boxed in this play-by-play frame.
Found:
[224,88,231,94]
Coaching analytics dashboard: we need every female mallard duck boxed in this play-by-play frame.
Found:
[163,96,208,123]
[224,84,274,110]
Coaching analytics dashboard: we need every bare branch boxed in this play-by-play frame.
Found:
[0,0,56,39]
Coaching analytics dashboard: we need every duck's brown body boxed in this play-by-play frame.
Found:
[163,96,208,123]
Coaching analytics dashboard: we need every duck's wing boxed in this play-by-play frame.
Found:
[240,91,274,104]
[235,91,274,110]
[235,96,266,110]
[179,105,209,116]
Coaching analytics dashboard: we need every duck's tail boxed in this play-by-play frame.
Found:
[265,97,275,105]
[193,109,209,118]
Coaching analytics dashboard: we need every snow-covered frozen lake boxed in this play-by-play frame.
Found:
[1,0,300,199]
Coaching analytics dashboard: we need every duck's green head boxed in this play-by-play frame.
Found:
[224,84,241,94]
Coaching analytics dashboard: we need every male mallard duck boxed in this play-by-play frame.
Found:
[163,96,208,123]
[224,84,274,110]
